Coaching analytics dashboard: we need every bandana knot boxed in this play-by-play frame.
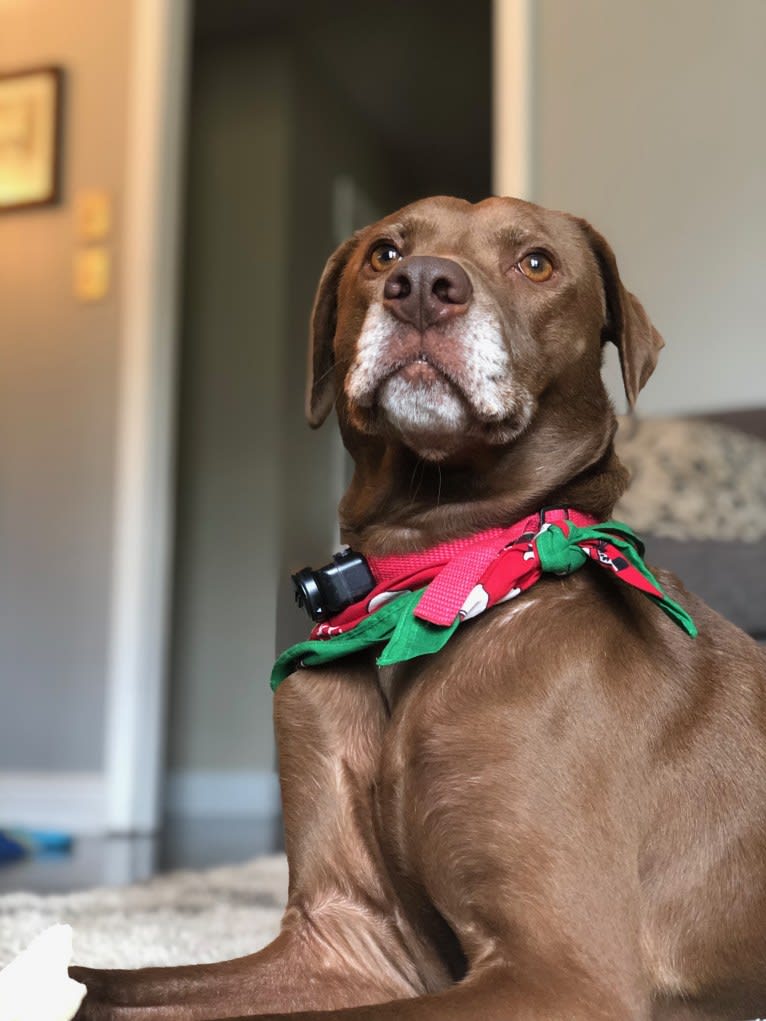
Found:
[535,524,590,575]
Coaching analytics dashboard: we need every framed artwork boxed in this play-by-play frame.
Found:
[0,67,63,212]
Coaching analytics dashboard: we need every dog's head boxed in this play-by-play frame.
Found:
[307,196,663,545]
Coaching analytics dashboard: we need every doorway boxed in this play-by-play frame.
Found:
[164,0,492,866]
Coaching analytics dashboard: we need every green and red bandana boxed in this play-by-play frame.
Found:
[271,508,697,691]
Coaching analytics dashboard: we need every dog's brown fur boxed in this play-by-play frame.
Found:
[74,197,766,1021]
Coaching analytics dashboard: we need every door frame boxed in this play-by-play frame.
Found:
[493,0,534,198]
[103,0,190,833]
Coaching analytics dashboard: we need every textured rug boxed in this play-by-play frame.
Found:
[2,857,763,1021]
[0,855,288,970]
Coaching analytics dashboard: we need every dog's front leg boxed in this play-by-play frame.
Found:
[74,660,452,1021]
[214,961,645,1021]
[212,652,657,1021]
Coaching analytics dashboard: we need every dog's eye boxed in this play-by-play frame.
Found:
[369,243,402,272]
[518,252,554,282]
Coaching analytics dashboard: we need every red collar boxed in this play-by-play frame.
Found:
[313,507,599,637]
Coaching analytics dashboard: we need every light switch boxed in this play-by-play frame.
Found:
[74,247,110,302]
[75,190,112,241]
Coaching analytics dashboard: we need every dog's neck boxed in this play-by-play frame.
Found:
[338,409,629,556]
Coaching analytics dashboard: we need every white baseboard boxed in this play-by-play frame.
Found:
[0,770,282,834]
[0,772,107,834]
[165,770,281,820]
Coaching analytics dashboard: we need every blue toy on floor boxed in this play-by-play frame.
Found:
[0,828,72,865]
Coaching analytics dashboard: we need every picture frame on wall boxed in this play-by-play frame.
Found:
[0,66,64,212]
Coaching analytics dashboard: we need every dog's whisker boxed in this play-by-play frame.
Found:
[408,459,421,497]
[311,363,336,388]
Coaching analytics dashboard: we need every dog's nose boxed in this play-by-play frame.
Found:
[383,256,472,330]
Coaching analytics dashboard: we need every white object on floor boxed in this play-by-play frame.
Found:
[0,924,86,1021]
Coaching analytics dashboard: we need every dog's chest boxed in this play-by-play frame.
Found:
[369,616,522,879]
[376,664,399,713]
[372,655,452,841]
[367,590,583,879]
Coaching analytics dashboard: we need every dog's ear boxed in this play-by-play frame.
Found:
[306,235,359,428]
[577,220,664,408]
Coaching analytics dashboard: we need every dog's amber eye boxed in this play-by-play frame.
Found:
[518,252,554,282]
[369,243,402,272]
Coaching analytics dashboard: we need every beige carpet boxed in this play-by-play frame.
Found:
[3,856,763,1021]
[0,855,287,970]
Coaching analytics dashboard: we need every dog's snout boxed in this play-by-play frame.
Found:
[383,256,472,330]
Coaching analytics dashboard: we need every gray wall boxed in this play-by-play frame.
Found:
[0,0,131,771]
[534,0,766,416]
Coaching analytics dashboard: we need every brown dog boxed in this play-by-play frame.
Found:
[74,196,766,1021]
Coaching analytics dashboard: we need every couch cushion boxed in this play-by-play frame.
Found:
[614,415,766,638]
[644,536,766,639]
[615,416,766,542]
